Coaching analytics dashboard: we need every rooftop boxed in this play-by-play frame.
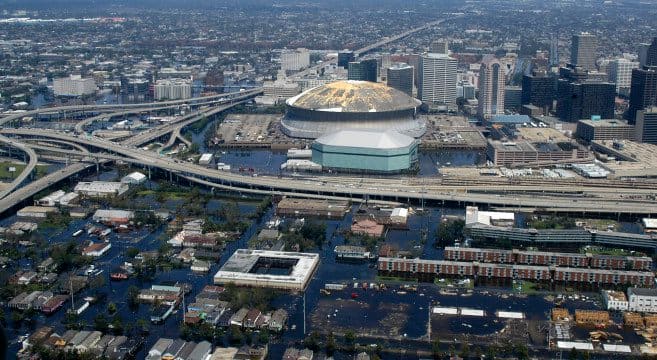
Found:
[214,249,319,291]
[286,80,420,113]
[579,119,633,128]
[315,129,416,149]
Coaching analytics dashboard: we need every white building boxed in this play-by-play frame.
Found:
[419,52,457,108]
[82,242,112,257]
[53,75,97,97]
[16,206,58,219]
[263,81,301,101]
[280,48,310,71]
[199,153,214,165]
[153,78,192,100]
[92,209,135,223]
[628,288,657,313]
[608,58,639,96]
[36,190,66,206]
[74,181,129,198]
[602,290,629,311]
[121,171,146,185]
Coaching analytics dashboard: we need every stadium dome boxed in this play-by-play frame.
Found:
[282,80,425,139]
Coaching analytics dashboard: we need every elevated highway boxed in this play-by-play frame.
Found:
[0,88,262,128]
[5,128,657,215]
[0,135,38,199]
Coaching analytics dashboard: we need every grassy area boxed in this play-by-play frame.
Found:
[375,275,418,284]
[136,189,188,200]
[512,280,538,295]
[577,218,620,231]
[580,246,634,256]
[0,162,49,180]
[434,277,474,289]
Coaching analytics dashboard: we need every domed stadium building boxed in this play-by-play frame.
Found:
[282,80,425,139]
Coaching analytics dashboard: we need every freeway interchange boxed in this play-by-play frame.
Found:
[1,121,657,216]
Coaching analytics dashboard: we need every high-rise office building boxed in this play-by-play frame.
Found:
[280,48,310,72]
[153,78,192,100]
[556,80,615,122]
[504,86,522,110]
[635,107,657,144]
[338,50,355,69]
[429,40,449,55]
[608,58,639,96]
[386,63,414,97]
[627,67,657,124]
[53,75,97,97]
[348,59,378,82]
[419,52,457,107]
[521,71,555,115]
[646,37,657,67]
[571,32,597,71]
[477,55,506,119]
[639,43,652,68]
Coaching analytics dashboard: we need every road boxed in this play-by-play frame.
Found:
[0,88,262,128]
[354,18,449,57]
[0,134,38,199]
[5,128,657,215]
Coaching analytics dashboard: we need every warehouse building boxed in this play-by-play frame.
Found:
[312,129,419,173]
[213,249,319,291]
[74,182,128,198]
[17,206,58,219]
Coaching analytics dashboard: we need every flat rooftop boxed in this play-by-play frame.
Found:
[579,119,632,128]
[515,127,569,143]
[592,140,657,177]
[214,249,319,291]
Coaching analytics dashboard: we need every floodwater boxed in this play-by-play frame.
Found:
[0,122,648,359]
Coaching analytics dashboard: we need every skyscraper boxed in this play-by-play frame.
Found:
[387,63,414,97]
[280,48,310,72]
[556,80,616,121]
[549,35,559,67]
[477,55,506,119]
[419,52,457,107]
[635,107,657,144]
[646,37,657,67]
[348,59,378,82]
[571,32,597,71]
[429,40,449,55]
[521,71,555,115]
[639,43,652,68]
[338,50,355,69]
[627,67,657,123]
[607,58,639,96]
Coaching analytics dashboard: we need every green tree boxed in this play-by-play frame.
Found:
[126,247,140,258]
[229,326,245,345]
[303,331,320,351]
[93,314,108,332]
[136,318,149,333]
[127,286,140,309]
[431,339,442,359]
[435,220,465,246]
[344,330,356,350]
[110,315,124,335]
[326,331,336,356]
[107,302,117,315]
[569,347,579,360]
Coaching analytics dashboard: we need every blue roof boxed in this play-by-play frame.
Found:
[490,115,531,124]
